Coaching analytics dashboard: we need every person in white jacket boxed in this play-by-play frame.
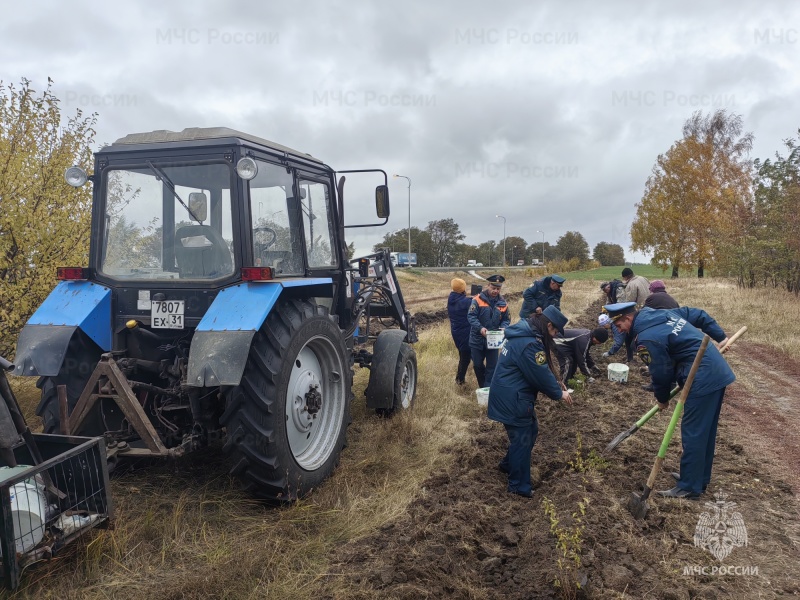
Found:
[620,267,650,306]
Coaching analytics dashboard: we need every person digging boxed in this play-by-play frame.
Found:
[605,301,734,499]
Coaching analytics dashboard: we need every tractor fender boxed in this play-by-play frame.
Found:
[187,278,332,387]
[14,281,112,377]
[365,329,409,409]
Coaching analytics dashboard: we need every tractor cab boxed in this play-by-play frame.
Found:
[93,128,341,286]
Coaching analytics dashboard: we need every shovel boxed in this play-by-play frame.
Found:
[605,385,680,452]
[627,335,710,520]
[719,326,747,354]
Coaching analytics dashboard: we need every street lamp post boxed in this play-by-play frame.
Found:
[536,230,545,265]
[393,174,411,256]
[390,229,401,253]
[496,215,506,267]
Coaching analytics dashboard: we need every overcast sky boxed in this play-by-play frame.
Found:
[2,0,798,260]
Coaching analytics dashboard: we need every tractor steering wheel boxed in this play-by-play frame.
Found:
[253,227,277,249]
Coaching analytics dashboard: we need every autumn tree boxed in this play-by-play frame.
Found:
[592,242,625,266]
[455,243,477,266]
[426,218,464,267]
[526,240,551,263]
[631,110,753,277]
[719,133,800,291]
[476,240,498,267]
[503,235,527,265]
[373,226,431,264]
[0,78,97,356]
[554,231,589,263]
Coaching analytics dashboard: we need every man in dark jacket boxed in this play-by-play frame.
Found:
[448,278,473,385]
[554,328,609,385]
[467,274,511,387]
[600,280,624,304]
[488,306,574,498]
[644,280,679,309]
[601,279,634,362]
[519,274,565,319]
[607,302,733,498]
[640,280,680,390]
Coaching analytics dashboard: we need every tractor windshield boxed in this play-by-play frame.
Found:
[100,162,235,280]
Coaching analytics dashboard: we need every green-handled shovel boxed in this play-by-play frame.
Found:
[605,385,680,452]
[627,335,710,520]
[608,326,746,454]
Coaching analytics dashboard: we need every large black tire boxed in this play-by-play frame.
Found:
[220,298,352,501]
[36,335,100,434]
[376,343,417,417]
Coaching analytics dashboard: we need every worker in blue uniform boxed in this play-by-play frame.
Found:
[488,306,574,498]
[605,302,734,498]
[447,278,473,385]
[519,274,565,319]
[467,274,510,387]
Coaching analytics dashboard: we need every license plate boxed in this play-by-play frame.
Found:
[151,300,184,329]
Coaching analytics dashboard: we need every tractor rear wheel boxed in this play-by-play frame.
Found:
[36,335,100,434]
[221,298,352,501]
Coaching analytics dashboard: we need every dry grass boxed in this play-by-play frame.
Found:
[4,271,796,598]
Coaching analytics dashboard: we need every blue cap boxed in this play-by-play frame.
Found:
[551,274,566,284]
[603,301,636,321]
[542,305,568,335]
[486,274,505,286]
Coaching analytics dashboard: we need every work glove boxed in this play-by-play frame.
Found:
[602,352,610,358]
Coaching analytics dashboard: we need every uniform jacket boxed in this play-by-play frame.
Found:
[467,290,511,349]
[620,275,650,306]
[447,291,472,352]
[519,277,562,319]
[487,320,564,427]
[604,279,624,304]
[644,291,679,309]
[554,328,596,377]
[631,307,735,404]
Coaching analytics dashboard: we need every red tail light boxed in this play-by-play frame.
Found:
[57,267,89,280]
[241,267,274,281]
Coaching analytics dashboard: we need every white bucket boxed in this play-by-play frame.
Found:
[0,467,47,553]
[607,363,630,383]
[476,387,490,406]
[486,330,504,349]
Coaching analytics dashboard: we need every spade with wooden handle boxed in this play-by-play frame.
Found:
[627,335,710,520]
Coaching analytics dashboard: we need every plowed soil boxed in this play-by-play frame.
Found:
[326,301,800,599]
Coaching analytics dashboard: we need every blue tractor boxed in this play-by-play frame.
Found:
[13,128,418,501]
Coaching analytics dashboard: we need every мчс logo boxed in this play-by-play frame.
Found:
[693,491,748,561]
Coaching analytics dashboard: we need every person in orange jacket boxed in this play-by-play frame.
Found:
[467,275,510,387]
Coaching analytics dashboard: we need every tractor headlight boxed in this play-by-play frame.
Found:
[236,157,258,180]
[65,166,89,187]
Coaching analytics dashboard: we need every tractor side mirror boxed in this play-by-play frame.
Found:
[375,185,390,219]
[188,192,208,222]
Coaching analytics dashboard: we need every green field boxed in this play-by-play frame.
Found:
[562,264,672,281]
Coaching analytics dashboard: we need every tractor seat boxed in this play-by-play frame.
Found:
[174,225,233,278]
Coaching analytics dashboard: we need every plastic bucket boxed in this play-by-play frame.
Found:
[486,330,504,349]
[607,363,630,383]
[476,387,490,406]
[0,468,47,554]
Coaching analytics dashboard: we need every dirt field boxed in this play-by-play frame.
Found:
[324,299,800,599]
[6,273,800,599]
